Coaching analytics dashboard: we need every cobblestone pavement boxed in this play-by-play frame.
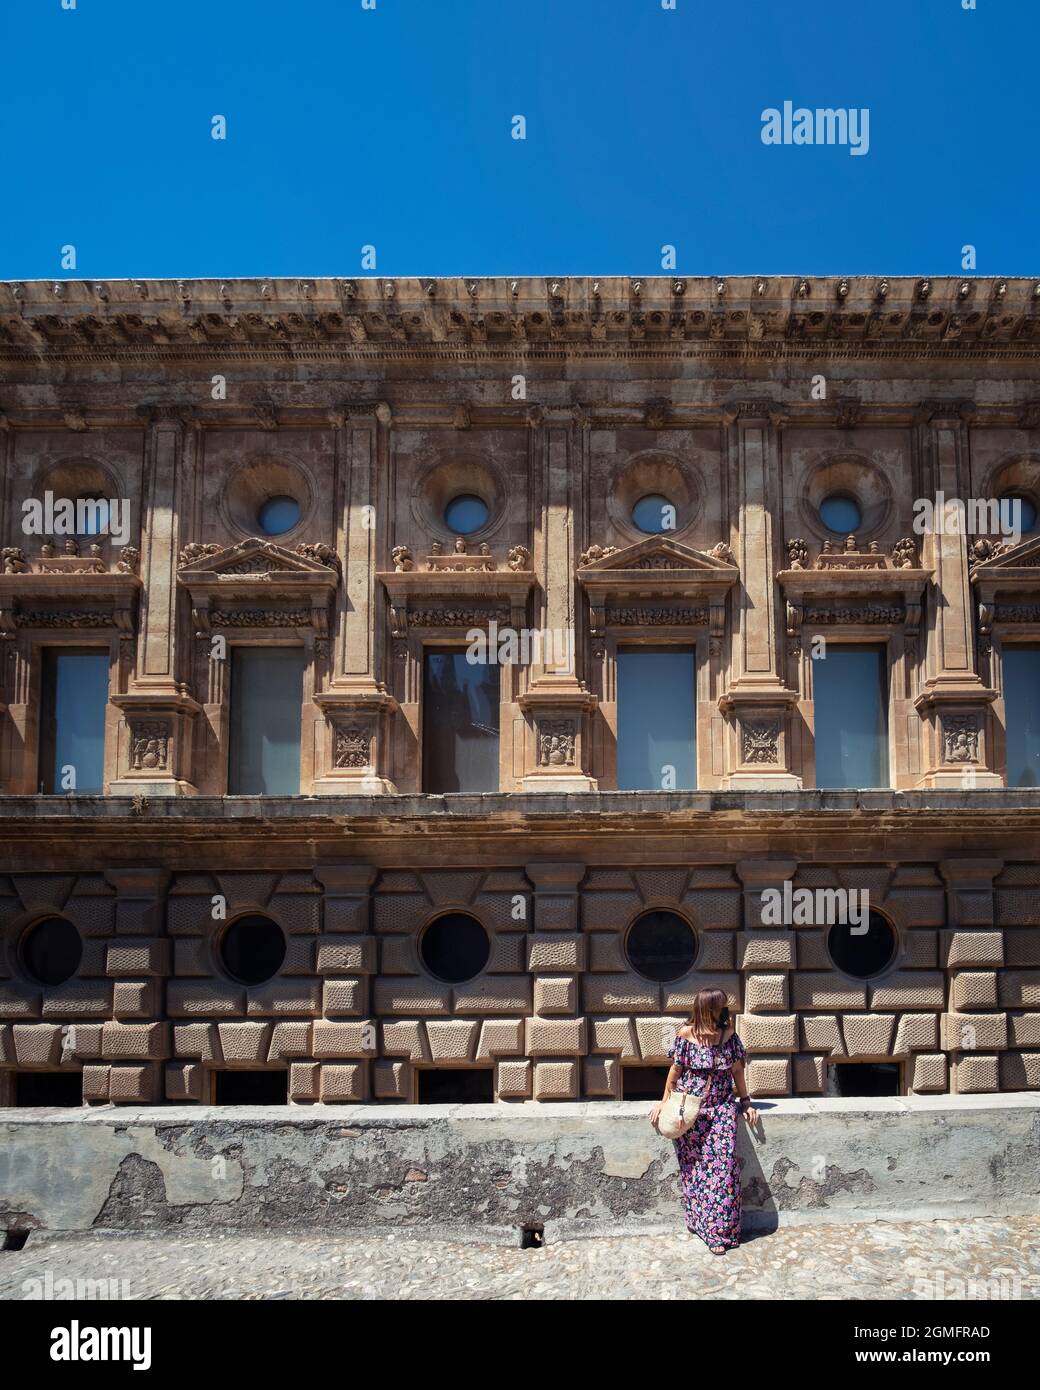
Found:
[1,1218,1038,1300]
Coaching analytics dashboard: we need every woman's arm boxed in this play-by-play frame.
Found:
[731,1059,758,1125]
[648,1063,680,1125]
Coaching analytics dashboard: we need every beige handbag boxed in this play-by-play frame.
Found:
[655,1086,704,1140]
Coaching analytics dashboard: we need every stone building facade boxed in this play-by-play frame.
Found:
[0,274,1038,1107]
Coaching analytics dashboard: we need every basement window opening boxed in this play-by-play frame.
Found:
[829,1062,901,1098]
[3,1230,30,1252]
[622,1065,671,1101]
[417,1068,494,1103]
[519,1225,544,1250]
[14,1071,83,1107]
[213,1070,288,1105]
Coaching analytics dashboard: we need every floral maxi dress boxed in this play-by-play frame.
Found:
[665,1031,747,1249]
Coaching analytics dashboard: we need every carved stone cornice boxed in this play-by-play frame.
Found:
[378,553,535,637]
[176,537,338,635]
[577,536,738,639]
[0,570,140,636]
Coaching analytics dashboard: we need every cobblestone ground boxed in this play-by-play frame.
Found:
[1,1218,1038,1300]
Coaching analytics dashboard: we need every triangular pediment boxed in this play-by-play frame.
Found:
[178,537,339,578]
[578,536,737,573]
[972,532,1040,574]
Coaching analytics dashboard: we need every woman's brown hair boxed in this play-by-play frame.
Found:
[685,987,728,1039]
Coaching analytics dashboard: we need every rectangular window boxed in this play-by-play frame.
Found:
[417,1069,494,1103]
[813,644,889,788]
[228,647,305,794]
[213,1071,288,1105]
[1003,645,1040,788]
[616,647,696,791]
[422,650,500,793]
[39,648,108,793]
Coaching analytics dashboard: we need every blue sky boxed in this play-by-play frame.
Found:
[0,0,1034,280]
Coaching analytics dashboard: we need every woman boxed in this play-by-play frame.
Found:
[648,988,758,1253]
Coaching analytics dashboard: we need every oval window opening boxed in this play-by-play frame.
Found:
[420,912,490,984]
[632,494,673,535]
[626,910,697,983]
[258,495,301,535]
[1000,493,1037,536]
[444,494,489,535]
[819,494,862,535]
[828,910,897,980]
[220,915,287,986]
[22,917,82,987]
[76,496,110,537]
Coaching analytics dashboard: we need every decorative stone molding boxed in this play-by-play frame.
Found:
[128,721,171,772]
[576,535,738,643]
[109,691,201,794]
[378,545,535,640]
[313,688,398,795]
[941,714,980,765]
[537,719,577,768]
[426,537,496,573]
[177,537,338,638]
[740,718,781,766]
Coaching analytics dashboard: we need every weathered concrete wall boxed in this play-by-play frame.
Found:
[2,1095,1037,1244]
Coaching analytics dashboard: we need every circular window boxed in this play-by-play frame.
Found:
[626,910,697,983]
[220,915,287,986]
[76,496,110,536]
[258,495,301,535]
[828,911,897,980]
[419,912,490,984]
[632,494,674,534]
[21,917,82,987]
[819,494,863,534]
[1000,493,1038,536]
[444,494,489,535]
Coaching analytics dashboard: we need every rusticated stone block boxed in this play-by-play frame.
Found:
[108,1063,159,1103]
[903,932,938,968]
[794,1053,825,1093]
[910,1053,947,1092]
[380,1019,428,1060]
[320,1064,365,1102]
[14,1023,63,1066]
[424,1020,479,1062]
[583,973,659,1012]
[216,1022,272,1065]
[737,1012,798,1052]
[0,1024,13,1064]
[532,896,577,932]
[112,981,157,1019]
[682,889,741,929]
[167,980,245,1017]
[1008,1012,1040,1048]
[273,894,321,935]
[173,1022,219,1060]
[792,975,867,1012]
[588,933,626,972]
[81,1064,110,1101]
[77,940,108,977]
[487,933,525,973]
[998,972,1040,1008]
[1000,1051,1040,1090]
[696,932,734,971]
[379,936,416,974]
[313,1021,376,1058]
[475,1019,524,1058]
[165,895,212,936]
[289,1061,320,1101]
[66,1023,103,1059]
[316,935,377,976]
[892,1013,938,1053]
[322,979,366,1018]
[1004,929,1040,967]
[496,1058,531,1098]
[172,938,212,977]
[663,974,740,1013]
[745,1055,791,1096]
[526,934,586,972]
[165,1061,204,1101]
[940,1011,1007,1051]
[636,1016,680,1062]
[943,931,1004,968]
[534,976,576,1014]
[795,932,829,970]
[744,973,788,1013]
[281,937,316,976]
[105,938,169,977]
[533,1060,578,1100]
[869,973,945,1010]
[322,897,367,935]
[41,981,114,1018]
[0,984,41,1019]
[589,1017,639,1059]
[737,933,794,970]
[373,978,451,1015]
[950,972,998,1010]
[841,1014,895,1057]
[584,1055,619,1097]
[452,977,531,1014]
[101,1022,169,1061]
[246,980,323,1017]
[799,1014,844,1055]
[952,1053,1000,1093]
[268,1021,313,1060]
[525,1016,586,1057]
[373,1059,409,1098]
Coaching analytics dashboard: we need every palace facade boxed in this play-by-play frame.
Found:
[0,274,1038,1106]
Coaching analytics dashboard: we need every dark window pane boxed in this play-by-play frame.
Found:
[813,645,888,788]
[828,911,897,979]
[418,1069,493,1103]
[423,651,499,793]
[213,1071,287,1105]
[632,494,673,534]
[1000,494,1038,536]
[626,910,697,982]
[258,495,300,535]
[420,913,490,983]
[1004,646,1040,788]
[40,649,108,793]
[22,917,82,986]
[15,1072,83,1107]
[444,494,489,534]
[220,915,287,985]
[229,648,305,794]
[831,1063,900,1097]
[616,648,696,791]
[622,1066,671,1101]
[819,494,862,533]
